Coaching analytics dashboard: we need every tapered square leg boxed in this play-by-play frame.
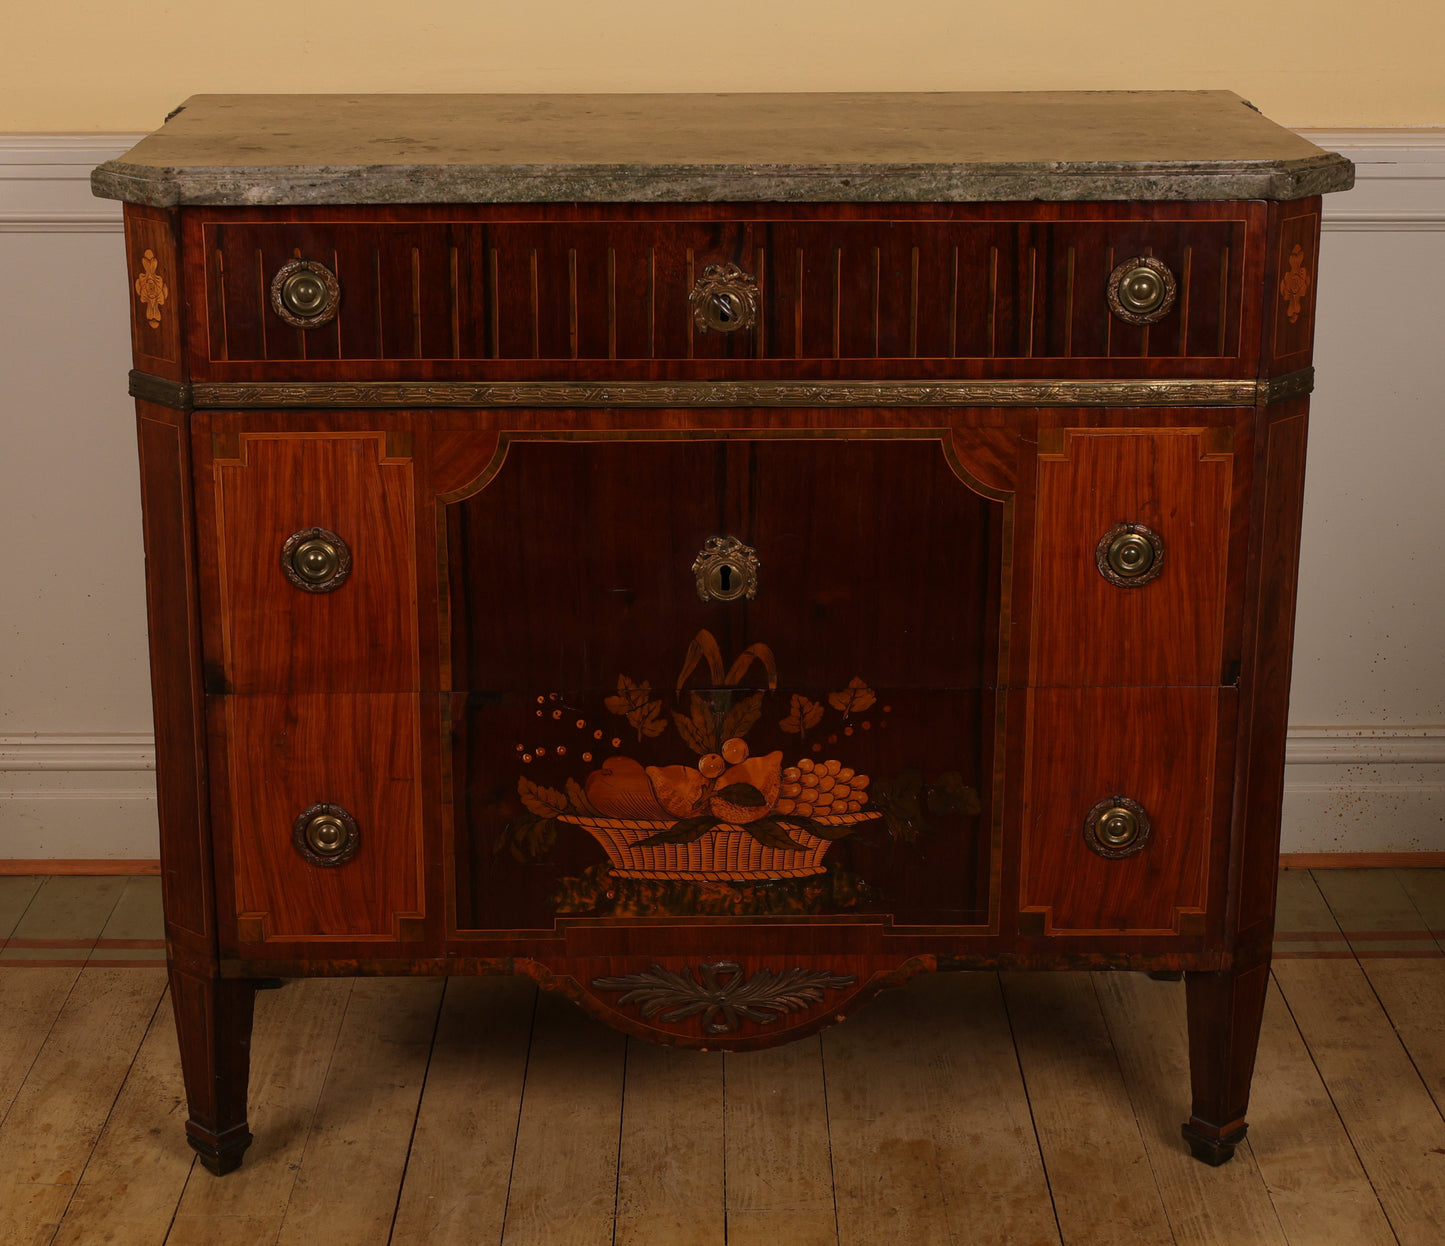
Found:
[1182,961,1270,1166]
[170,968,258,1175]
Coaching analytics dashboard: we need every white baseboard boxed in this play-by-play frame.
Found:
[1,729,1439,860]
[0,735,157,859]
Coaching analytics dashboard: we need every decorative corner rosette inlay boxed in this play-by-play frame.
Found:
[1279,244,1312,324]
[592,961,857,1034]
[133,249,168,329]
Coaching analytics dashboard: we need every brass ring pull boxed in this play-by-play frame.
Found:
[692,536,759,603]
[1095,522,1163,588]
[293,802,360,867]
[270,258,341,329]
[281,527,352,593]
[689,264,760,334]
[1084,796,1151,859]
[1107,256,1177,325]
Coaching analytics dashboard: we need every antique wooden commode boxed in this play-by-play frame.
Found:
[93,92,1352,1174]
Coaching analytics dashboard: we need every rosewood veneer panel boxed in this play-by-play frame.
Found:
[202,428,420,694]
[1031,423,1235,688]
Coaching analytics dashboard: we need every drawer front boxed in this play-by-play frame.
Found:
[201,427,420,693]
[1018,686,1228,936]
[184,204,1261,381]
[216,693,426,945]
[1030,423,1235,687]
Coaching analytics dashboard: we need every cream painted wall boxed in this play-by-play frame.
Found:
[0,131,1442,859]
[3,1,1444,131]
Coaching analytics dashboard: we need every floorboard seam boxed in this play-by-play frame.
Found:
[610,1035,629,1246]
[1391,868,1445,956]
[1312,872,1445,1129]
[495,983,541,1246]
[818,1033,843,1246]
[45,969,170,1246]
[1267,965,1403,1245]
[996,972,1066,1245]
[1087,973,1179,1245]
[269,977,359,1242]
[385,976,450,1246]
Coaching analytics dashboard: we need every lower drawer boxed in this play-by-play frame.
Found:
[211,693,427,945]
[1019,686,1232,935]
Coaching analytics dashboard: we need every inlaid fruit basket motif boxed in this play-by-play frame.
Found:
[513,629,886,881]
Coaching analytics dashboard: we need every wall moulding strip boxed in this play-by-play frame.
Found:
[10,729,1439,773]
[0,734,156,772]
[0,859,160,875]
[2,131,1444,232]
[1279,852,1445,869]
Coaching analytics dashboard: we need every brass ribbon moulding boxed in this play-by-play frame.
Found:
[185,377,1287,409]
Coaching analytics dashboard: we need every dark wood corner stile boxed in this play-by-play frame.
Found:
[99,93,1350,1176]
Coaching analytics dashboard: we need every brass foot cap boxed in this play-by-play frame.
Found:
[1181,1120,1247,1166]
[187,1126,253,1176]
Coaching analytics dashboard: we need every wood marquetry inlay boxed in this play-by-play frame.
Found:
[134,249,169,329]
[592,961,857,1034]
[1278,243,1311,324]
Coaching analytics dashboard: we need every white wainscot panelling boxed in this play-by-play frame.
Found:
[0,132,1442,861]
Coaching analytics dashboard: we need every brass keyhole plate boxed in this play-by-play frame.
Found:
[689,263,760,334]
[270,258,341,329]
[1106,255,1177,325]
[281,527,352,593]
[293,801,360,867]
[1095,522,1164,588]
[693,536,759,603]
[1083,795,1152,859]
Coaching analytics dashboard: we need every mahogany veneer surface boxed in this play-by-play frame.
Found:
[94,92,1350,1174]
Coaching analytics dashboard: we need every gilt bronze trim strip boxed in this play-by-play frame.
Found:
[129,370,193,409]
[182,376,1311,410]
[1257,367,1314,405]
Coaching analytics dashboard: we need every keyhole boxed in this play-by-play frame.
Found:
[718,564,733,592]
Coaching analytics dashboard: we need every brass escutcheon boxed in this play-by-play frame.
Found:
[293,802,360,867]
[270,258,341,328]
[281,527,352,593]
[692,536,759,603]
[1084,796,1151,859]
[1107,256,1177,325]
[689,263,760,334]
[1096,522,1164,588]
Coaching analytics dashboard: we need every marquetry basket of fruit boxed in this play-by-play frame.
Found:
[513,629,884,881]
[558,745,878,880]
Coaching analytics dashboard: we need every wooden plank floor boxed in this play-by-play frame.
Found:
[1,869,1443,1245]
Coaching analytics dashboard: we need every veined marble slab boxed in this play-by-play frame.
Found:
[92,91,1353,206]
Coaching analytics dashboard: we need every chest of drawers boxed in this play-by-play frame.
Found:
[94,92,1352,1175]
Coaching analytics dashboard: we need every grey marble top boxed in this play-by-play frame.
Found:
[91,92,1354,207]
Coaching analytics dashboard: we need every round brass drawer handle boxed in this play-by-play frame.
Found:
[689,263,760,334]
[1095,522,1164,588]
[270,258,341,329]
[293,802,360,867]
[281,527,352,593]
[1107,255,1177,325]
[692,536,759,602]
[1084,796,1152,859]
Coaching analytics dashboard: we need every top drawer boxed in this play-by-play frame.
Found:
[181,203,1266,383]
